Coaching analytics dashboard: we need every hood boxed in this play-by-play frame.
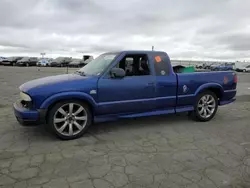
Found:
[20,73,98,108]
[20,73,91,91]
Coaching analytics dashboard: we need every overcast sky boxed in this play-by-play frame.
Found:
[0,0,250,61]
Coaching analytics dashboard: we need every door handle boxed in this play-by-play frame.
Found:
[147,82,154,86]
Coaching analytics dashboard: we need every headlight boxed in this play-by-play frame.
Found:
[20,92,32,101]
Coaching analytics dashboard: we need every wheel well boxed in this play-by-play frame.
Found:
[45,98,94,123]
[204,88,222,99]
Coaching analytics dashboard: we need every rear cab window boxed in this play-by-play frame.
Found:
[151,52,170,76]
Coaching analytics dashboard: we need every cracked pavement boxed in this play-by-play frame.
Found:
[0,66,250,188]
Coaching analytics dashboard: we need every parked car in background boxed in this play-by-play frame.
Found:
[50,57,72,67]
[37,58,53,67]
[195,64,203,69]
[0,57,7,65]
[211,64,234,71]
[234,63,250,72]
[203,62,217,69]
[1,56,23,66]
[0,56,6,61]
[16,57,38,66]
[244,65,250,72]
[68,58,86,68]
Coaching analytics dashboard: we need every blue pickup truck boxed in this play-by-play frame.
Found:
[14,51,237,140]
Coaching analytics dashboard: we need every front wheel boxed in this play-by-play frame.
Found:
[47,100,92,140]
[191,91,218,122]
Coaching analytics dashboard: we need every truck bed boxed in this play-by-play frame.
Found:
[176,71,237,107]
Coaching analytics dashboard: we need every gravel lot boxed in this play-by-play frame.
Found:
[0,66,250,188]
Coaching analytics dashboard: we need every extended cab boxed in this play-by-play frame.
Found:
[13,51,237,140]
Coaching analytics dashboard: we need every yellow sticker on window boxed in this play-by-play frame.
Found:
[155,56,161,63]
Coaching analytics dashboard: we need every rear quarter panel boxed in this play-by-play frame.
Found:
[177,71,237,106]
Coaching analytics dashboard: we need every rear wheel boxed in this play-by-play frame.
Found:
[191,91,218,122]
[47,100,92,140]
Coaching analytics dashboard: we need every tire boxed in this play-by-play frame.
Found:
[191,91,218,122]
[243,69,246,72]
[47,100,92,140]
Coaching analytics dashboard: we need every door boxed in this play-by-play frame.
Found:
[97,54,156,115]
[149,52,177,111]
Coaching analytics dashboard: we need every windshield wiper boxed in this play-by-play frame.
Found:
[75,70,86,76]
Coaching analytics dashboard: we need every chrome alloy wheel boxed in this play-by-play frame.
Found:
[197,94,216,119]
[53,103,87,136]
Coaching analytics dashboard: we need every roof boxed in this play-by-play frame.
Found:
[105,50,166,54]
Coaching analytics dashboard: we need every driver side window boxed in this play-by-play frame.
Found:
[116,54,151,76]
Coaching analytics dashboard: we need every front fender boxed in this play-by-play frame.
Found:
[194,83,224,96]
[39,92,97,109]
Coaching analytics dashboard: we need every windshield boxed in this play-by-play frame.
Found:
[7,57,17,61]
[77,53,118,76]
[246,65,250,68]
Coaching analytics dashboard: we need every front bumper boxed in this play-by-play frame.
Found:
[13,101,47,126]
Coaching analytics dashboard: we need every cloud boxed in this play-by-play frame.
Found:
[0,0,250,60]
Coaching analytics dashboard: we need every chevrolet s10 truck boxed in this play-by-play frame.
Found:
[13,51,237,140]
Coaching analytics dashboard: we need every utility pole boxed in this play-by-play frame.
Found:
[152,46,154,51]
[40,52,46,58]
[38,52,46,72]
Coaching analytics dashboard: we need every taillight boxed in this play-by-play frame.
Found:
[223,76,228,84]
[234,74,238,83]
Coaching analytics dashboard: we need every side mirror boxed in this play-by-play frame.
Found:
[110,68,125,78]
